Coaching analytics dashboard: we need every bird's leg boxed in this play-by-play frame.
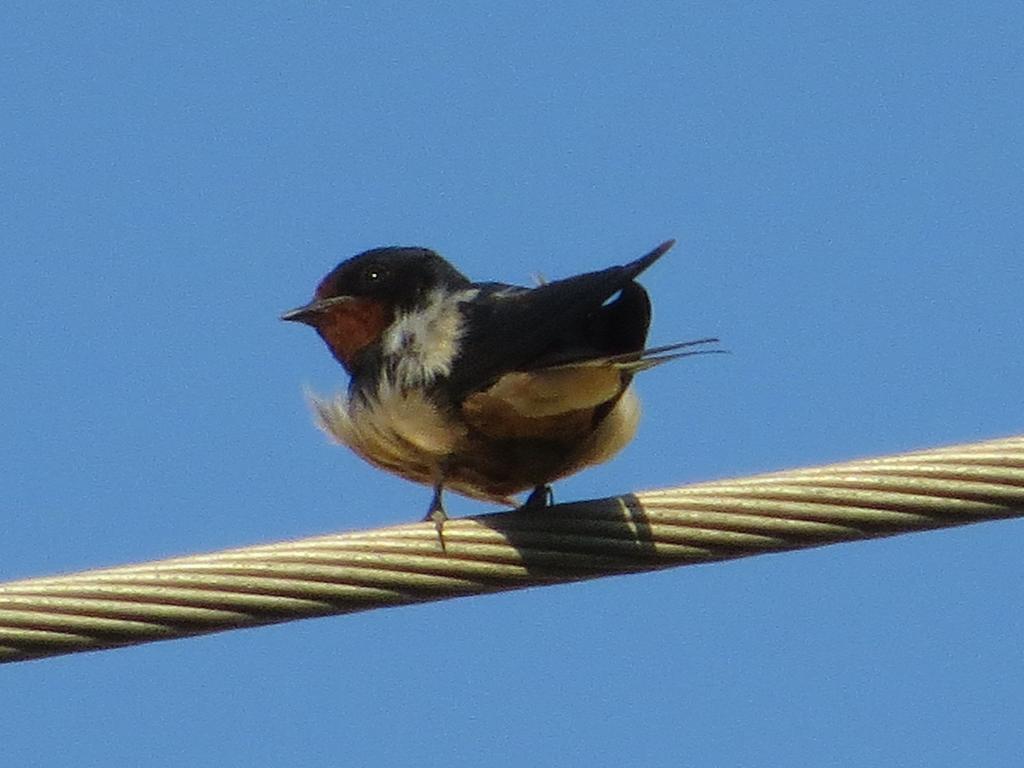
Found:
[423,470,448,551]
[521,484,553,511]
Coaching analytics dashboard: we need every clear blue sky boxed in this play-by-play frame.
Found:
[3,3,1022,766]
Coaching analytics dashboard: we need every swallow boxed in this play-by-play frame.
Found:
[282,239,718,542]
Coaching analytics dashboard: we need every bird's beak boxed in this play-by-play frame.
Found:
[280,295,356,325]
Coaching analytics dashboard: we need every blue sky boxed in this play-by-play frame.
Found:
[3,3,1022,766]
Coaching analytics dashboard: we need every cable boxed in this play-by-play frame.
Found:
[2,435,1022,663]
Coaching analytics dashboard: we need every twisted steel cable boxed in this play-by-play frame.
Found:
[2,434,1023,664]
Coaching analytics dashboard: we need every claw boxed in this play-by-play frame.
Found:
[521,484,553,510]
[423,479,448,551]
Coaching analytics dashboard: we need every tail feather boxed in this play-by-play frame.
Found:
[546,337,725,373]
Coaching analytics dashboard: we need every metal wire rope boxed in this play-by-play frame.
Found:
[2,435,1022,663]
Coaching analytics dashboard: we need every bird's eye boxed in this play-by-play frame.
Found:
[363,266,384,283]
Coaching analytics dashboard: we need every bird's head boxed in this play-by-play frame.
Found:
[281,247,471,373]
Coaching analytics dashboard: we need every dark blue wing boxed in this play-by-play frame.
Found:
[444,240,673,402]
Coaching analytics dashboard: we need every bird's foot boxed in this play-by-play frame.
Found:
[423,482,448,552]
[520,484,553,511]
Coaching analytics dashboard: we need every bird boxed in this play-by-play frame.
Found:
[281,239,718,542]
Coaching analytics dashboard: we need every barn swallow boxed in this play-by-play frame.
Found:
[282,240,718,543]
